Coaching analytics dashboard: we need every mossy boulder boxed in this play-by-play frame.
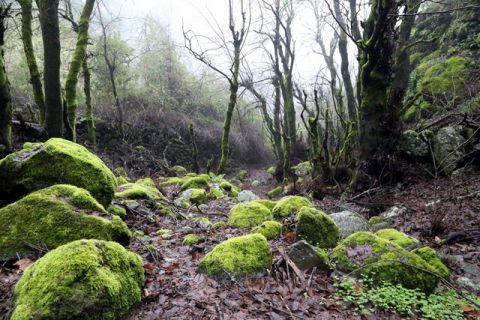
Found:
[183,234,203,245]
[107,205,127,219]
[412,247,450,279]
[181,176,209,190]
[399,130,431,158]
[295,207,339,248]
[198,234,272,280]
[228,202,273,228]
[115,179,165,201]
[267,186,283,198]
[11,239,144,320]
[287,240,331,271]
[251,221,283,240]
[172,165,187,177]
[292,161,312,177]
[0,185,131,260]
[251,199,277,211]
[376,228,419,248]
[272,196,313,218]
[0,138,117,207]
[331,232,444,293]
[189,188,207,205]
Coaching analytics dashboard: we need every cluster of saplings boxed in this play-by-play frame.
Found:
[0,138,451,319]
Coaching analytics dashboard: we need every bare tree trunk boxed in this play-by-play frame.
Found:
[37,0,63,137]
[0,4,12,156]
[18,0,45,125]
[64,0,95,141]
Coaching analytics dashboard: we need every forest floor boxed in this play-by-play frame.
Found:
[1,167,480,319]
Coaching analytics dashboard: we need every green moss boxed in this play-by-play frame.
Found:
[292,161,312,176]
[117,176,129,185]
[183,234,203,245]
[251,199,277,211]
[376,228,419,248]
[331,232,440,293]
[11,239,144,320]
[237,170,248,181]
[107,205,126,219]
[211,221,227,230]
[295,207,339,248]
[272,196,313,218]
[368,216,385,225]
[172,165,187,177]
[220,181,233,191]
[208,188,225,199]
[266,166,275,175]
[115,182,166,201]
[113,167,129,180]
[267,186,283,199]
[156,229,172,236]
[181,176,209,190]
[251,221,282,240]
[412,247,450,279]
[419,56,472,96]
[135,177,156,187]
[0,185,131,260]
[192,217,212,227]
[189,188,207,205]
[228,202,273,228]
[158,177,183,187]
[0,138,117,207]
[198,234,272,281]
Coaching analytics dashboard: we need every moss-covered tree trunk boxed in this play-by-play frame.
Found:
[64,0,95,141]
[358,0,398,174]
[0,5,12,156]
[217,42,240,174]
[83,56,96,144]
[189,124,200,173]
[37,0,63,137]
[18,0,46,125]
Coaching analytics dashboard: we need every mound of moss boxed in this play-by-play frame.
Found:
[228,202,273,228]
[198,234,272,280]
[251,221,283,240]
[0,185,131,260]
[267,186,283,198]
[251,199,277,211]
[115,179,165,201]
[172,165,187,177]
[295,207,339,248]
[331,232,447,293]
[272,196,313,218]
[11,239,144,320]
[181,176,209,190]
[183,234,203,245]
[412,247,450,279]
[376,228,419,248]
[0,138,117,207]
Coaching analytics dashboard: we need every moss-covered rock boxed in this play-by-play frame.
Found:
[412,247,450,279]
[181,176,209,190]
[251,221,282,240]
[220,181,234,192]
[189,188,207,205]
[331,232,442,293]
[0,185,131,260]
[198,234,272,280]
[107,205,127,219]
[11,239,144,320]
[419,56,472,96]
[115,179,165,201]
[183,234,203,245]
[295,207,339,248]
[228,202,273,228]
[251,199,277,211]
[287,240,331,271]
[237,170,248,181]
[266,166,275,175]
[292,161,312,177]
[211,221,227,230]
[0,138,117,207]
[272,196,313,218]
[172,165,187,177]
[376,228,419,248]
[267,186,283,198]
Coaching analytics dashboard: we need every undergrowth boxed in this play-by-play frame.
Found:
[334,276,480,319]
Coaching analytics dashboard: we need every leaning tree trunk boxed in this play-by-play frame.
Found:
[19,0,45,125]
[37,0,63,137]
[0,5,12,156]
[64,0,95,141]
[358,0,399,175]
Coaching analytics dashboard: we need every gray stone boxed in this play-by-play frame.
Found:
[380,206,407,220]
[433,126,466,175]
[456,277,480,293]
[329,210,369,239]
[399,130,430,158]
[287,240,330,271]
[237,190,260,202]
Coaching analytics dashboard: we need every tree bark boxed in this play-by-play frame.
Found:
[64,0,95,141]
[0,5,12,156]
[358,0,399,174]
[83,56,96,144]
[37,0,63,137]
[18,0,45,125]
